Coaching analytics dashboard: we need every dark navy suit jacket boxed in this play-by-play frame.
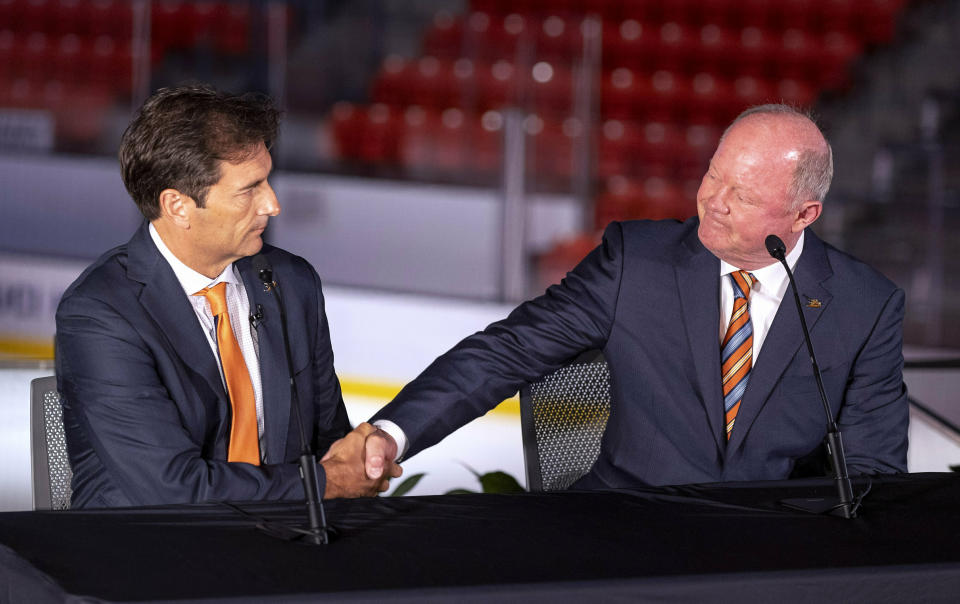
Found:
[56,223,350,508]
[374,218,908,487]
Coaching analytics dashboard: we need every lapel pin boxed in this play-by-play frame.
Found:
[805,298,822,308]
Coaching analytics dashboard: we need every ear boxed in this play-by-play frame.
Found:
[157,189,193,229]
[791,200,822,233]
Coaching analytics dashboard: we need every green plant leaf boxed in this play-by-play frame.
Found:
[478,471,525,494]
[389,472,426,497]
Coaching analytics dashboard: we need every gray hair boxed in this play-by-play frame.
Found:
[723,104,834,206]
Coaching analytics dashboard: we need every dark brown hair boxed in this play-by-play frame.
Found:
[119,84,280,220]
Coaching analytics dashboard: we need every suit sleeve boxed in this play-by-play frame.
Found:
[372,221,628,459]
[306,266,351,461]
[56,292,305,507]
[837,287,909,474]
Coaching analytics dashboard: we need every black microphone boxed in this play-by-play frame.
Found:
[249,304,264,328]
[765,234,857,519]
[252,254,330,544]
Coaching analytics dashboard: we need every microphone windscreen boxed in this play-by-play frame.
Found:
[765,235,787,259]
[251,254,273,284]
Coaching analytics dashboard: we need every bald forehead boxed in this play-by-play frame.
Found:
[727,112,827,154]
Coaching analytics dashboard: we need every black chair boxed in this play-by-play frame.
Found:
[520,350,610,492]
[30,376,73,510]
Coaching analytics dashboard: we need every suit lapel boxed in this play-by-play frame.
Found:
[238,256,291,463]
[127,224,229,422]
[676,228,725,452]
[727,230,834,453]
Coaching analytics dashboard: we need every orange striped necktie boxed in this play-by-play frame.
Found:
[193,282,260,465]
[721,270,757,441]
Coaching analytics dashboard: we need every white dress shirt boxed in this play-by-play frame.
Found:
[149,224,266,456]
[718,231,804,363]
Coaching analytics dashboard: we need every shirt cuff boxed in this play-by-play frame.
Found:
[372,419,409,462]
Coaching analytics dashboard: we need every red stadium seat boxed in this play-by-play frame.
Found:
[484,12,530,62]
[398,105,440,172]
[88,35,133,92]
[818,30,862,90]
[731,75,776,114]
[647,69,691,123]
[654,21,698,74]
[777,77,817,108]
[434,107,469,172]
[597,118,640,178]
[422,11,463,59]
[152,0,190,51]
[19,32,54,83]
[358,103,402,164]
[52,33,87,84]
[777,28,819,82]
[686,71,736,124]
[536,14,582,63]
[370,54,412,105]
[601,66,651,120]
[52,0,87,37]
[474,109,504,174]
[215,2,251,55]
[695,23,739,77]
[528,60,573,116]
[475,59,519,111]
[604,19,659,72]
[408,56,459,109]
[681,123,721,177]
[329,101,365,160]
[736,26,777,78]
[20,0,54,34]
[89,0,133,40]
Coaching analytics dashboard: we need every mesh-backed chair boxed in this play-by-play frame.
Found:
[520,350,610,492]
[30,376,73,510]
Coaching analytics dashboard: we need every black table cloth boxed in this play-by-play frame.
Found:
[2,473,959,603]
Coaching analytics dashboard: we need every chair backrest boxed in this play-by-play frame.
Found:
[520,350,610,492]
[30,376,73,510]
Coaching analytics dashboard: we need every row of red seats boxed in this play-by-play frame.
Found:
[0,76,112,144]
[595,174,697,225]
[468,0,907,42]
[0,0,252,55]
[424,14,861,84]
[601,69,818,123]
[328,102,718,181]
[0,31,160,91]
[370,55,817,124]
[537,173,699,288]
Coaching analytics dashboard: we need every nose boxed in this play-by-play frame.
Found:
[701,182,729,214]
[259,183,280,217]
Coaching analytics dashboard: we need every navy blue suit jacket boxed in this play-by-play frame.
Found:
[374,219,908,487]
[56,223,350,508]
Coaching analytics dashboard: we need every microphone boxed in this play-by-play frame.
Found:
[249,304,264,329]
[765,234,857,519]
[252,254,330,544]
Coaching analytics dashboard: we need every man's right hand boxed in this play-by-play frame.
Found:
[319,422,402,499]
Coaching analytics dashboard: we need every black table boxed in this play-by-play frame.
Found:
[2,473,960,603]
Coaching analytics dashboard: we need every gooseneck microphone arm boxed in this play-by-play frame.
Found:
[252,254,329,544]
[764,235,856,519]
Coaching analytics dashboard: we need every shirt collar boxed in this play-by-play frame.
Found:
[719,230,804,296]
[149,222,238,296]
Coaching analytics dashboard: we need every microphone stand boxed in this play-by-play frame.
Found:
[255,257,330,544]
[765,235,857,519]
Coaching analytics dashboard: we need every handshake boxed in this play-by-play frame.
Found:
[319,422,404,499]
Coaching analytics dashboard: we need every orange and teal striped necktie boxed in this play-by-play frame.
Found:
[722,270,757,440]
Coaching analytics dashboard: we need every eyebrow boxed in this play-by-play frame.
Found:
[236,176,266,193]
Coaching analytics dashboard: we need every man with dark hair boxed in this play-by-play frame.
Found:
[348,104,909,488]
[56,84,399,508]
